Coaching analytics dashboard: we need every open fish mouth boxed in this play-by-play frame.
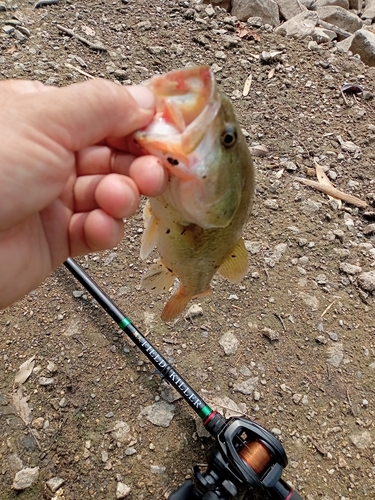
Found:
[134,66,221,179]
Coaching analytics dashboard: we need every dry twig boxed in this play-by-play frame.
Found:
[57,24,106,51]
[65,63,95,79]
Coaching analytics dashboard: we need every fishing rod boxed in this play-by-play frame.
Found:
[64,257,303,500]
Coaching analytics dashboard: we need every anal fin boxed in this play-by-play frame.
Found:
[217,238,248,284]
[161,287,211,321]
[141,260,175,294]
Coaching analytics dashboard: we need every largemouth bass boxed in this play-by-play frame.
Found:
[134,66,254,321]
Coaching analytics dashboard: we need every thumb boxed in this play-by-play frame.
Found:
[26,79,155,151]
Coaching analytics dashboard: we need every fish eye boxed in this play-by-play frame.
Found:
[221,125,237,148]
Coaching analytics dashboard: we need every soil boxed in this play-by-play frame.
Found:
[1,1,375,499]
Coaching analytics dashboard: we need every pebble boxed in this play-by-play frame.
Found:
[111,421,131,443]
[219,331,239,355]
[329,332,339,341]
[264,198,279,210]
[46,477,65,493]
[38,377,55,386]
[185,304,203,319]
[262,327,279,341]
[327,344,344,368]
[140,402,175,428]
[32,417,44,430]
[233,377,259,395]
[271,428,282,436]
[339,262,362,275]
[301,199,322,215]
[358,271,375,292]
[349,430,372,450]
[125,447,137,456]
[150,465,166,474]
[12,467,39,490]
[116,482,131,499]
[244,240,262,254]
[47,361,58,373]
[215,50,227,60]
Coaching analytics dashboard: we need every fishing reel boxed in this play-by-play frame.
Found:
[64,258,304,500]
[169,415,301,500]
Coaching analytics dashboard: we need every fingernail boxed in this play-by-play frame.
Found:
[128,85,155,110]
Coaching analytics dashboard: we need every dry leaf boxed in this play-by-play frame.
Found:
[268,68,275,79]
[236,25,260,41]
[295,177,367,208]
[12,387,32,425]
[242,74,252,96]
[14,355,35,386]
[314,161,342,209]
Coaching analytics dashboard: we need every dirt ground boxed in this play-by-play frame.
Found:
[1,1,375,499]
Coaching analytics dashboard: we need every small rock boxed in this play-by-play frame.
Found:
[111,421,131,443]
[262,327,280,341]
[339,262,362,275]
[73,290,84,298]
[292,393,302,404]
[38,377,55,386]
[301,199,322,215]
[219,331,239,355]
[125,447,136,456]
[349,430,372,449]
[363,223,375,235]
[315,335,327,344]
[12,467,39,490]
[244,240,262,254]
[140,402,175,428]
[47,361,58,373]
[327,343,344,367]
[32,417,45,430]
[328,332,339,341]
[264,199,279,210]
[358,271,375,292]
[46,477,65,493]
[272,427,282,436]
[247,16,263,27]
[185,304,203,319]
[233,377,259,395]
[215,50,227,60]
[150,465,166,474]
[116,482,131,499]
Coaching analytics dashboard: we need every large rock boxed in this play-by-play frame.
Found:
[350,29,375,67]
[276,0,306,20]
[362,0,375,21]
[315,0,349,8]
[275,10,318,38]
[231,0,280,26]
[348,0,361,9]
[203,0,231,11]
[316,6,363,33]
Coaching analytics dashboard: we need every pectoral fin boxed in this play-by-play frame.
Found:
[140,201,159,260]
[141,260,175,294]
[217,239,248,284]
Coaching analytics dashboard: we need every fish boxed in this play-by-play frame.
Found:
[134,65,255,321]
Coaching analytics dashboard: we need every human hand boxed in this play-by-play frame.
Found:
[0,78,167,308]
